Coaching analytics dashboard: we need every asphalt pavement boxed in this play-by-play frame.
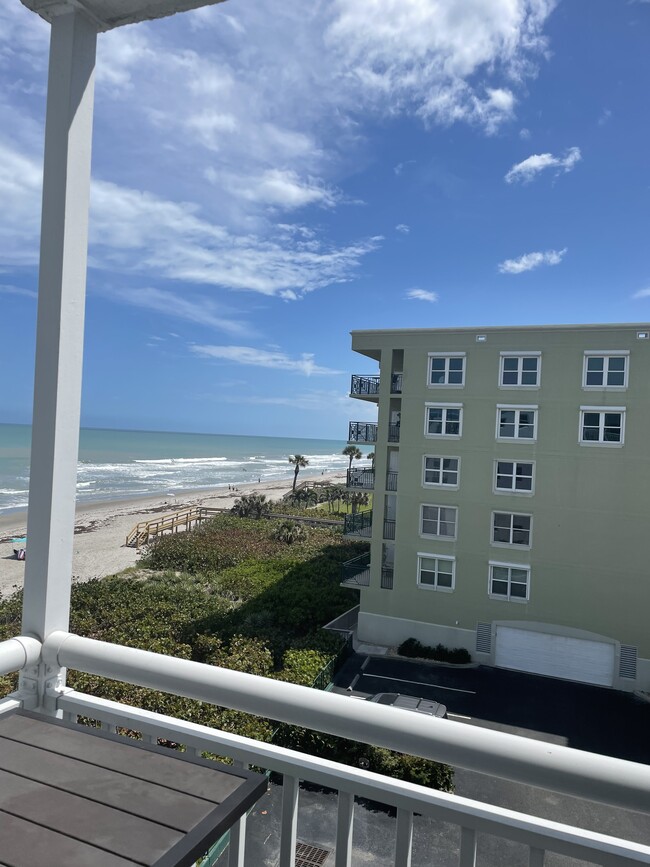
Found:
[332,653,650,763]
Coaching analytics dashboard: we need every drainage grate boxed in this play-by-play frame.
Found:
[295,842,331,866]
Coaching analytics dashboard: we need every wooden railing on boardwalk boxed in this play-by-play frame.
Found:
[126,506,344,548]
[125,507,222,548]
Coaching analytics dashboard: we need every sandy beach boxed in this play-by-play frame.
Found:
[0,472,346,599]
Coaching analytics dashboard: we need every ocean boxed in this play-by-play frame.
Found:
[0,424,358,515]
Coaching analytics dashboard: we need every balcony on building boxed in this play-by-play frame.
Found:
[390,372,403,394]
[343,510,373,538]
[388,423,400,443]
[350,374,380,401]
[386,470,398,491]
[347,466,375,490]
[348,421,378,444]
[383,518,396,540]
[340,552,371,588]
[381,566,394,589]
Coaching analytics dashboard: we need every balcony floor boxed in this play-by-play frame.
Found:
[0,709,265,867]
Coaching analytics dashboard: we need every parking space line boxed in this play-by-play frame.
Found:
[362,673,476,695]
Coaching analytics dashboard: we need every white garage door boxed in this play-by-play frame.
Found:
[495,627,615,686]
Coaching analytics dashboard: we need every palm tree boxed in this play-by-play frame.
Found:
[289,454,309,491]
[272,520,306,544]
[345,490,369,515]
[367,451,375,467]
[342,445,362,471]
[231,493,270,518]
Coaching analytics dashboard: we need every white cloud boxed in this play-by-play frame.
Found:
[216,388,379,422]
[190,345,343,375]
[498,248,567,274]
[519,127,531,140]
[0,141,379,298]
[632,288,650,299]
[395,224,410,234]
[505,147,582,183]
[406,288,438,302]
[598,108,612,126]
[108,287,251,337]
[326,0,552,131]
[0,283,37,298]
[0,0,558,308]
[394,160,416,175]
[221,169,340,210]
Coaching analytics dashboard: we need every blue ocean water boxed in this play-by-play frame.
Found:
[0,424,356,515]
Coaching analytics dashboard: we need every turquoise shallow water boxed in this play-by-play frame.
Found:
[0,424,355,514]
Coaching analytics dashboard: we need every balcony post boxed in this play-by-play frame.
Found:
[394,809,413,866]
[19,9,97,707]
[279,775,299,867]
[335,790,354,867]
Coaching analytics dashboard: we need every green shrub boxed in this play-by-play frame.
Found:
[231,493,271,519]
[273,723,453,792]
[398,638,471,664]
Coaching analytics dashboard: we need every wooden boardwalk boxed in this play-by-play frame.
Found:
[125,507,222,549]
[126,505,344,549]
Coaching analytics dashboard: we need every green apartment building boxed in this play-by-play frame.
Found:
[344,324,650,692]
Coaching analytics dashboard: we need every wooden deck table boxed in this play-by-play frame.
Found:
[0,709,266,867]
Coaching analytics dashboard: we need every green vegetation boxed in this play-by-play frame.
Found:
[288,454,309,491]
[398,637,472,665]
[0,514,453,791]
[342,444,362,469]
[230,492,271,518]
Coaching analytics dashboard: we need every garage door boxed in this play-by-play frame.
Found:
[495,627,615,686]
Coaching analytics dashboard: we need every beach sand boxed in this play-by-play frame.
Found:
[0,472,346,599]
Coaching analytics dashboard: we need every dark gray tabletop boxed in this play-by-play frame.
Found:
[0,709,266,867]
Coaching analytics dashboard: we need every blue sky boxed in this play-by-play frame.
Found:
[1,0,649,438]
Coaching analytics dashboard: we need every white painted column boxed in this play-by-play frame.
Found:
[21,9,97,646]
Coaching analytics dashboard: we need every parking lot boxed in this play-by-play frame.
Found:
[332,653,650,764]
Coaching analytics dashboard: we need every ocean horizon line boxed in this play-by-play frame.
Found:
[0,421,348,444]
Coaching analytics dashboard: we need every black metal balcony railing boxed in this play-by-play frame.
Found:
[340,552,371,587]
[343,510,373,537]
[390,373,403,394]
[383,518,396,540]
[347,467,375,489]
[386,471,398,491]
[350,374,380,397]
[388,424,400,443]
[381,567,394,589]
[348,422,378,444]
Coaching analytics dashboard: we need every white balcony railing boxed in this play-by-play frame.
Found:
[2,633,649,867]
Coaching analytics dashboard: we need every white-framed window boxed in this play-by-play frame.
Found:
[496,405,538,441]
[491,512,532,548]
[499,352,541,387]
[494,460,535,494]
[579,407,625,445]
[423,455,460,488]
[420,504,458,540]
[583,352,629,389]
[489,562,530,601]
[417,553,455,591]
[428,352,466,387]
[425,403,463,438]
